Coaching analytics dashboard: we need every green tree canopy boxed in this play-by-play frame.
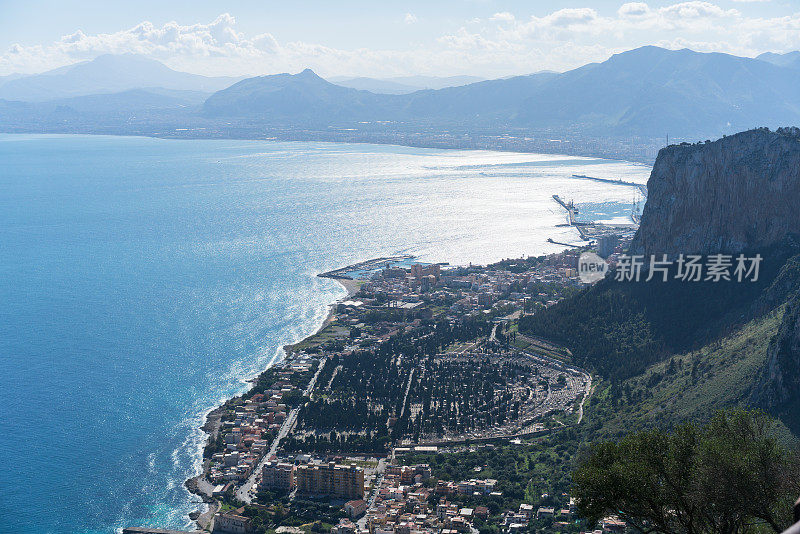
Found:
[572,409,800,534]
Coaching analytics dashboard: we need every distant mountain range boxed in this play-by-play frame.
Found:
[201,46,800,137]
[757,51,800,70]
[328,75,485,94]
[0,54,241,101]
[3,46,800,144]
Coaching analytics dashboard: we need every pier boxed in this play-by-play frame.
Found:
[571,174,648,197]
[552,194,578,225]
[546,238,583,248]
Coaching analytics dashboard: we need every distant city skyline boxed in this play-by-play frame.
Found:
[1,0,799,77]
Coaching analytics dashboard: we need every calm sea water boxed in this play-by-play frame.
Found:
[0,134,650,534]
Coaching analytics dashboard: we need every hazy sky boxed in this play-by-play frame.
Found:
[1,0,799,77]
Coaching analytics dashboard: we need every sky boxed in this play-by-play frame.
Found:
[1,0,799,77]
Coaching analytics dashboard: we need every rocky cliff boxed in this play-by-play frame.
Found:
[630,127,800,256]
[753,295,800,410]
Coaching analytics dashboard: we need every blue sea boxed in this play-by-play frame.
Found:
[0,134,650,534]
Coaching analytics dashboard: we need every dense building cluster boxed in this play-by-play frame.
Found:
[199,251,602,534]
[204,355,317,487]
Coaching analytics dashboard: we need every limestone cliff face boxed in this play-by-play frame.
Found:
[631,127,800,256]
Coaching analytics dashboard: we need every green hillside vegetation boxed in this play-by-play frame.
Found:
[519,243,800,381]
[581,305,796,442]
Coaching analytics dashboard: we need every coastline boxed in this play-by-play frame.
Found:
[0,131,658,166]
[184,274,362,530]
[318,277,362,331]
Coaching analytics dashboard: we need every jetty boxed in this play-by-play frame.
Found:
[571,174,648,197]
[546,238,584,248]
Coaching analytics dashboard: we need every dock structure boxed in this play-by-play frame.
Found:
[552,195,589,240]
[551,194,576,225]
[546,238,582,248]
[122,528,204,534]
[550,194,640,246]
[571,174,648,197]
[318,254,415,280]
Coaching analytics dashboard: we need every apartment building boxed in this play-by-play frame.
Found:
[295,462,364,500]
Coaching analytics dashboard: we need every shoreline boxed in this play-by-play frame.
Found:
[0,130,658,166]
[183,274,361,530]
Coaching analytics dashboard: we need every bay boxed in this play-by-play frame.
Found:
[0,134,649,533]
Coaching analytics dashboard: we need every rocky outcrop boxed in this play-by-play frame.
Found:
[752,293,800,409]
[631,127,800,256]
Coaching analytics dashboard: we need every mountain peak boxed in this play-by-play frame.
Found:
[0,53,239,101]
[89,53,160,64]
[757,51,800,70]
[296,68,324,80]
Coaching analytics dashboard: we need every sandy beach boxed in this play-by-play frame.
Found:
[318,277,362,331]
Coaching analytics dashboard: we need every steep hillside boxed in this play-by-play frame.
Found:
[752,294,800,428]
[584,306,791,440]
[519,128,800,438]
[522,128,800,381]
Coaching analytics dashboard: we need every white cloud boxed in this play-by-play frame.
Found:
[490,12,516,22]
[2,3,800,78]
[618,3,651,18]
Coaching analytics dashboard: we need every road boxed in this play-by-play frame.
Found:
[513,334,593,425]
[235,358,326,503]
[357,458,386,529]
[576,376,593,424]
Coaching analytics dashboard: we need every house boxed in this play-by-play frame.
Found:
[536,507,555,520]
[212,510,252,534]
[601,516,627,532]
[345,499,368,519]
[330,519,358,534]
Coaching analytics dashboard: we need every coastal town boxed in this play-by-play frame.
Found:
[12,7,800,531]
[125,224,634,534]
[121,229,639,534]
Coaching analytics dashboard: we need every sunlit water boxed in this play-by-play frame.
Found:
[0,134,650,533]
